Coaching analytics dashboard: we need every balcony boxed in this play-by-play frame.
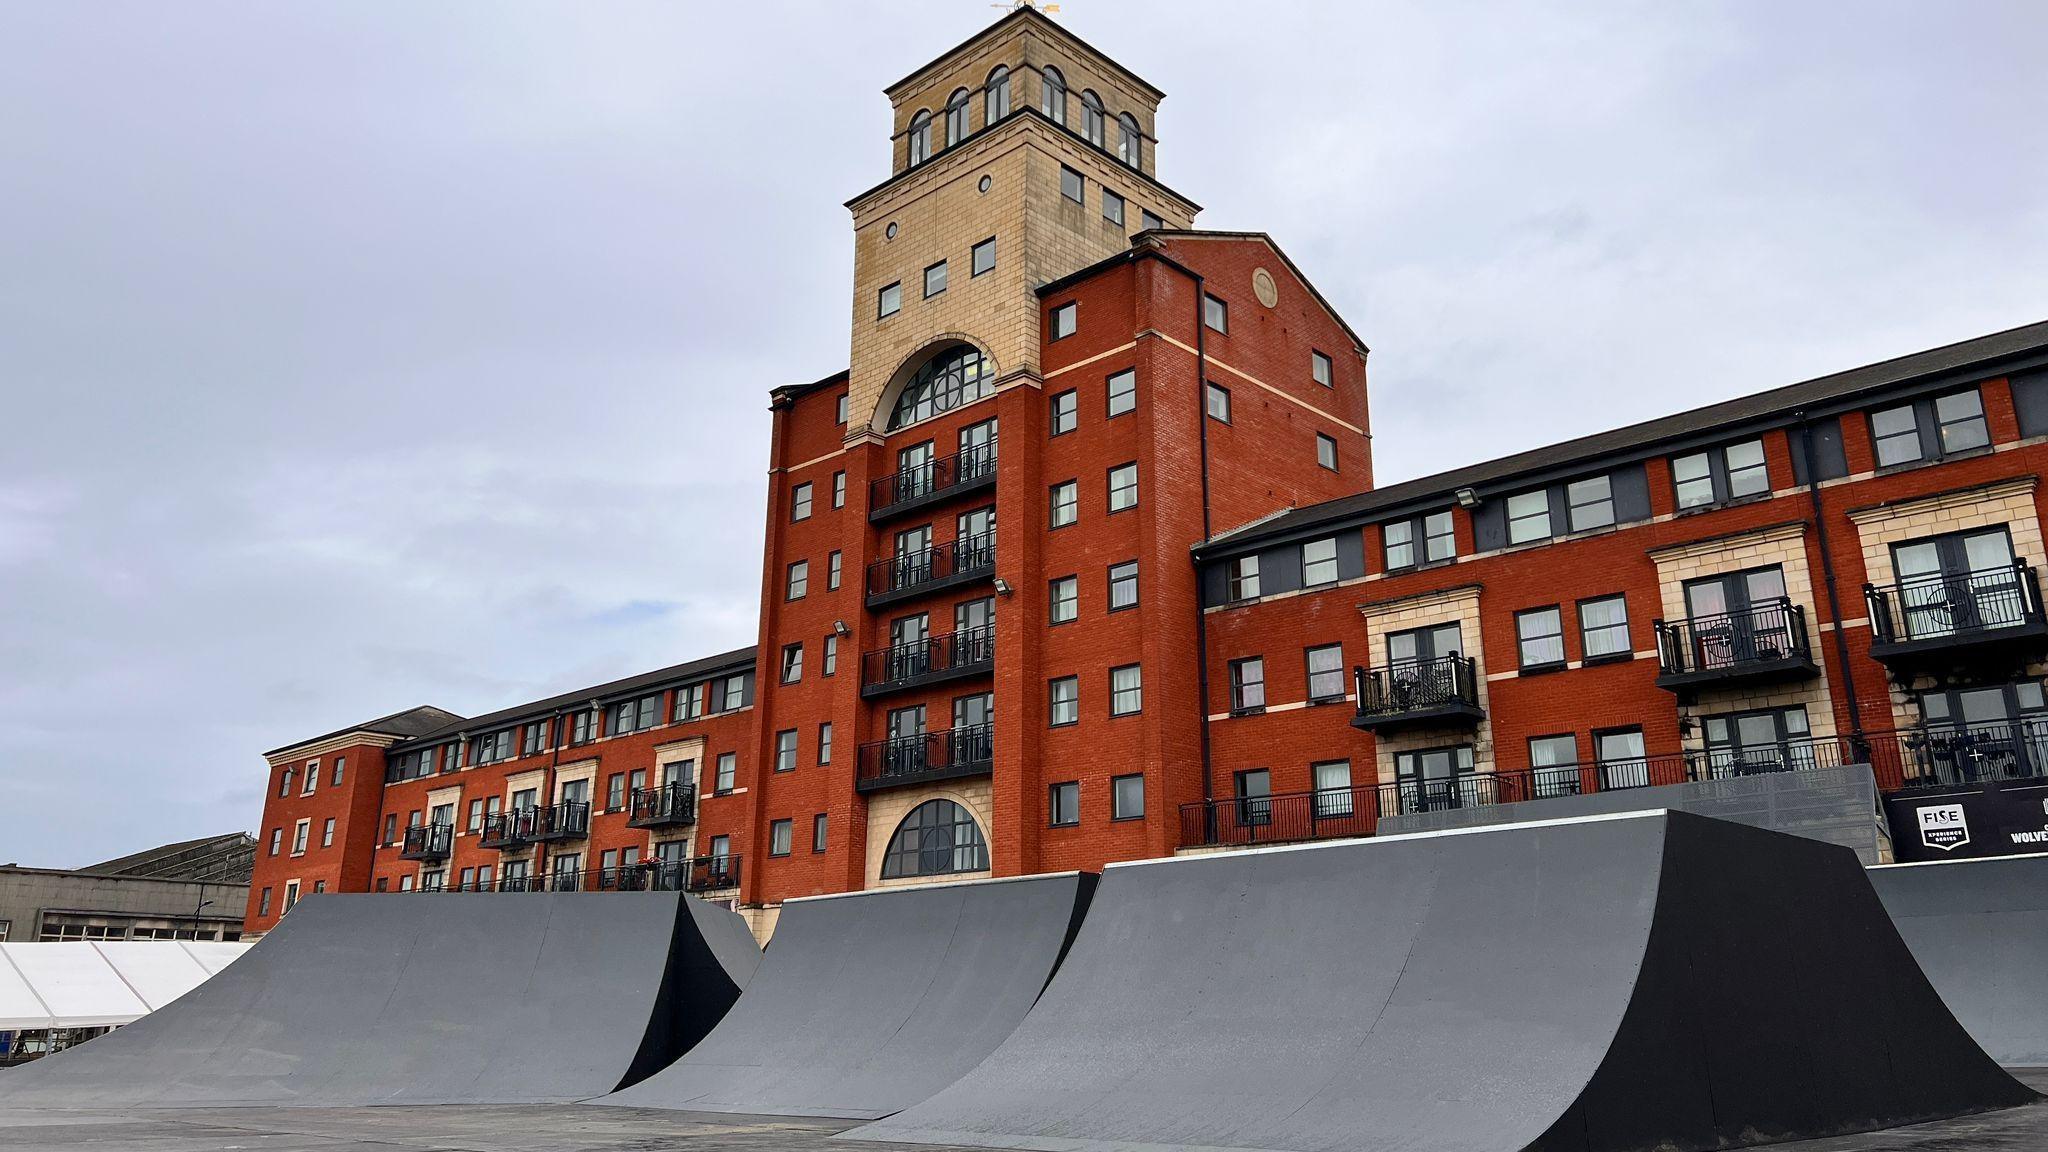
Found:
[627,782,697,829]
[1866,563,2048,671]
[866,534,996,608]
[1654,599,1818,692]
[527,800,590,843]
[399,822,452,862]
[861,626,994,698]
[1350,656,1483,733]
[1868,722,2048,793]
[477,811,524,851]
[856,724,994,793]
[870,441,997,523]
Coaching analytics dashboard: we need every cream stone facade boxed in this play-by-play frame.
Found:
[1358,585,1494,784]
[862,778,996,889]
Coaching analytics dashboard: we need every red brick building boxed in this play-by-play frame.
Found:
[247,9,2048,938]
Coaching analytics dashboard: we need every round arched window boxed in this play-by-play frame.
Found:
[881,800,989,879]
[888,346,990,429]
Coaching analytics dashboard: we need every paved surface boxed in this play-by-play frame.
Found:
[0,892,759,1109]
[1872,853,2048,1066]
[849,812,2030,1152]
[598,873,1094,1120]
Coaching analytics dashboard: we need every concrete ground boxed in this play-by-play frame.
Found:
[6,1071,2048,1152]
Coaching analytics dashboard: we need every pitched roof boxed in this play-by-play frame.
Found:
[1199,318,2048,558]
[83,832,256,884]
[264,704,467,758]
[394,645,759,749]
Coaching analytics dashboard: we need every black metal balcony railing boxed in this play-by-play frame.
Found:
[477,811,522,850]
[856,724,995,792]
[399,822,452,861]
[870,441,998,521]
[861,626,995,696]
[1866,562,2047,661]
[1351,656,1483,732]
[627,781,698,829]
[1866,721,2048,792]
[477,800,589,850]
[1654,598,1816,689]
[865,534,996,604]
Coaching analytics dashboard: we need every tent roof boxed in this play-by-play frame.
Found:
[0,941,250,1030]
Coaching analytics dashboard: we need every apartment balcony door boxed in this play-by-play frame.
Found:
[1893,527,2019,639]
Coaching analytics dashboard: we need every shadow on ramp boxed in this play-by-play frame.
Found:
[593,871,1094,1120]
[1872,852,2048,1067]
[846,811,2032,1152]
[0,892,759,1108]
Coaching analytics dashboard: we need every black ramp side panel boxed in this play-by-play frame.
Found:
[595,871,1094,1120]
[848,811,2031,1152]
[1870,853,2048,1067]
[0,892,756,1108]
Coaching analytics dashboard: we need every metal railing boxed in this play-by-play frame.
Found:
[477,801,589,849]
[627,781,697,828]
[857,724,994,789]
[862,626,994,692]
[1863,721,2048,792]
[417,855,743,895]
[865,534,996,600]
[1867,562,2045,648]
[1353,656,1480,723]
[870,440,997,517]
[399,822,452,861]
[1655,598,1811,677]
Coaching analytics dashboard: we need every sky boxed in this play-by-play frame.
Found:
[2,1,2044,867]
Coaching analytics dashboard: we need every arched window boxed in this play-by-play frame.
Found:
[1040,66,1066,125]
[1118,113,1142,168]
[889,346,991,429]
[985,66,1011,123]
[880,800,989,879]
[945,88,971,147]
[908,110,933,166]
[1081,90,1105,148]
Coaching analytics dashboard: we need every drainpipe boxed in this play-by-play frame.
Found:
[1190,268,1217,836]
[1794,414,1866,755]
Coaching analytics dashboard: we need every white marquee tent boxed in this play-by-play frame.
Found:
[0,941,248,1030]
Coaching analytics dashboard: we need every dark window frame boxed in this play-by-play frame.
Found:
[1576,594,1633,663]
[1515,605,1567,671]
[971,236,996,277]
[1111,772,1145,820]
[877,281,902,320]
[1305,643,1346,703]
[1108,560,1139,612]
[1106,368,1137,417]
[1050,300,1078,340]
[923,259,948,299]
[1107,462,1139,513]
[1203,294,1228,333]
[1049,388,1078,435]
[1316,432,1339,472]
[1311,350,1334,387]
[1049,675,1080,727]
[1049,781,1081,827]
[1205,381,1231,422]
[1049,575,1079,625]
[1229,656,1267,715]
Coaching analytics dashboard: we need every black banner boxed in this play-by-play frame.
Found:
[1885,779,2048,862]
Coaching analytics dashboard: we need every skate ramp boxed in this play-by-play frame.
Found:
[1872,852,2048,1067]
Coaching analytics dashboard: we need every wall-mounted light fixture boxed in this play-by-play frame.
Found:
[993,578,1014,596]
[833,620,851,637]
[1454,487,1480,508]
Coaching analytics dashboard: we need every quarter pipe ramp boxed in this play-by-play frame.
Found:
[848,811,2030,1152]
[1871,852,2048,1067]
[596,872,1093,1120]
[0,891,759,1108]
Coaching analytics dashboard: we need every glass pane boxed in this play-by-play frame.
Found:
[1894,541,1941,579]
[1744,567,1787,602]
[1964,530,2014,572]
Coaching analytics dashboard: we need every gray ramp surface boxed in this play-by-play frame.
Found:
[596,871,1093,1120]
[0,891,758,1108]
[1871,853,2048,1067]
[848,811,2031,1152]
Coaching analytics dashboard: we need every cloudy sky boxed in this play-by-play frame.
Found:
[3,1,2044,867]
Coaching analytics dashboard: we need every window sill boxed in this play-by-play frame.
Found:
[1580,652,1636,667]
[1307,695,1350,707]
[1111,814,1145,823]
[1230,707,1266,718]
[1048,820,1081,829]
[1518,661,1569,677]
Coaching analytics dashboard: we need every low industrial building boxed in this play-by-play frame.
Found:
[0,832,253,944]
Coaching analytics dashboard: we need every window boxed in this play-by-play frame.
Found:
[721,672,749,711]
[1306,644,1345,702]
[278,768,292,797]
[1112,773,1144,819]
[606,774,624,812]
[780,643,804,684]
[1041,65,1066,122]
[882,799,988,878]
[1205,382,1231,422]
[1890,526,2020,640]
[822,551,840,592]
[1141,208,1164,232]
[714,752,737,793]
[676,683,706,721]
[1312,760,1354,817]
[1050,388,1077,434]
[1672,451,1714,508]
[1108,463,1138,512]
[1506,490,1551,544]
[1303,538,1339,586]
[1049,676,1079,726]
[1516,606,1565,669]
[1725,440,1769,498]
[1117,112,1142,166]
[1081,90,1105,146]
[1674,439,1769,507]
[836,393,849,424]
[1050,480,1078,528]
[971,236,996,277]
[1701,706,1812,779]
[924,260,948,298]
[302,763,316,795]
[523,720,550,756]
[1227,555,1261,600]
[1384,520,1415,569]
[1235,768,1273,825]
[775,729,798,772]
[1050,300,1077,339]
[985,65,1010,121]
[472,729,512,764]
[1050,781,1081,826]
[1312,350,1333,387]
[791,481,812,521]
[1936,389,1991,454]
[908,110,932,165]
[1060,165,1084,204]
[770,818,793,857]
[1102,187,1125,226]
[1595,728,1649,789]
[823,634,838,676]
[321,818,335,848]
[1528,735,1581,798]
[832,471,846,508]
[1578,596,1631,660]
[944,87,969,146]
[878,281,901,319]
[786,559,808,600]
[332,757,344,786]
[258,888,272,917]
[1110,664,1143,715]
[268,828,281,856]
[813,812,829,851]
[1230,657,1266,713]
[1108,560,1139,611]
[819,722,833,764]
[608,695,660,736]
[1316,433,1339,471]
[1050,576,1078,624]
[1567,475,1613,532]
[291,819,309,855]
[382,813,397,844]
[1203,294,1227,333]
[1106,369,1136,416]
